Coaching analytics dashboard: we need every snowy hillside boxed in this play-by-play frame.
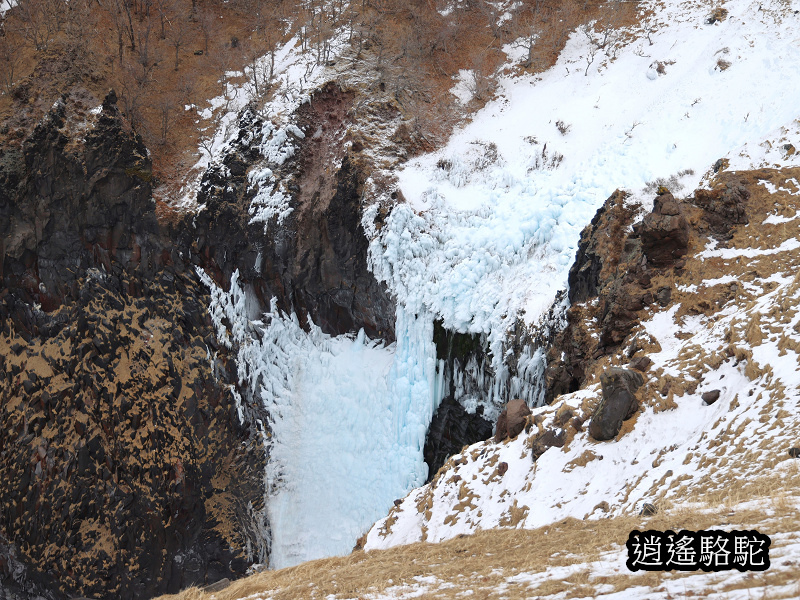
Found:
[191,0,800,578]
[366,0,800,417]
[365,162,800,550]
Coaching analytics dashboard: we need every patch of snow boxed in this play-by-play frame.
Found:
[450,70,476,105]
[0,0,16,15]
[366,0,800,417]
[697,237,800,259]
[174,28,347,211]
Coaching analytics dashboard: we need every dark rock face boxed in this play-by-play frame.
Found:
[567,191,629,305]
[191,83,395,342]
[1,82,404,599]
[693,179,749,237]
[0,274,265,600]
[1,94,158,312]
[589,368,643,441]
[494,399,532,442]
[423,397,492,482]
[0,94,269,600]
[0,531,62,600]
[701,389,721,404]
[545,190,640,403]
[423,320,495,480]
[545,178,746,405]
[640,192,689,268]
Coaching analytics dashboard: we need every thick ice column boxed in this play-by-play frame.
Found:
[386,306,442,489]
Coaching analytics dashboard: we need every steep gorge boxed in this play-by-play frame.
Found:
[0,85,411,598]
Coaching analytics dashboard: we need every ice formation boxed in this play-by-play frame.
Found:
[195,0,800,570]
[365,0,800,417]
[198,269,443,568]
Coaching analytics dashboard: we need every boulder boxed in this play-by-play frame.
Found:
[494,399,532,442]
[531,429,566,462]
[701,390,721,405]
[693,179,749,237]
[629,356,652,372]
[640,193,689,267]
[589,368,644,441]
[656,286,672,307]
[640,502,658,516]
[424,396,492,481]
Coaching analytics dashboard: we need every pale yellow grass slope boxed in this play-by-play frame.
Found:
[158,464,800,600]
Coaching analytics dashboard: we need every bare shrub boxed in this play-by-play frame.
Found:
[643,169,695,195]
[15,0,66,51]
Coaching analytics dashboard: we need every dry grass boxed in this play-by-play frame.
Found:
[157,466,800,600]
[1,0,649,211]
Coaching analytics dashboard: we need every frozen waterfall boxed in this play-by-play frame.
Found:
[198,269,444,568]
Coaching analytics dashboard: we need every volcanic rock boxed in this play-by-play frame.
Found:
[589,368,644,441]
[494,399,532,442]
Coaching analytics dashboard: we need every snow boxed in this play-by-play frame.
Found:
[0,0,16,16]
[192,0,800,574]
[450,70,476,105]
[366,0,800,417]
[365,187,800,553]
[198,269,443,569]
[697,237,800,259]
[173,30,346,212]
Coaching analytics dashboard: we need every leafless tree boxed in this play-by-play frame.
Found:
[100,0,135,63]
[0,29,23,93]
[135,17,160,85]
[119,63,146,130]
[153,89,179,144]
[15,0,66,51]
[465,51,496,101]
[196,7,218,54]
[166,7,190,70]
[63,0,97,52]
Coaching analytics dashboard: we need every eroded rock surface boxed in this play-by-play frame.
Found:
[191,83,395,342]
[640,192,690,268]
[545,181,743,405]
[0,95,269,600]
[424,397,492,482]
[589,368,643,441]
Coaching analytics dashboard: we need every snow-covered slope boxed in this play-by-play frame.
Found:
[366,165,800,549]
[194,0,800,573]
[366,0,800,416]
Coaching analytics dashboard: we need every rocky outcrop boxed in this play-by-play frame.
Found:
[1,94,158,311]
[423,397,492,482]
[545,185,713,405]
[589,368,643,441]
[424,321,494,481]
[191,83,395,342]
[0,94,269,600]
[692,177,750,238]
[545,190,641,403]
[0,272,266,600]
[494,399,532,442]
[639,192,689,268]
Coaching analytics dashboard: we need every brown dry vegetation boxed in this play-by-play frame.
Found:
[0,0,639,200]
[157,466,800,600]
